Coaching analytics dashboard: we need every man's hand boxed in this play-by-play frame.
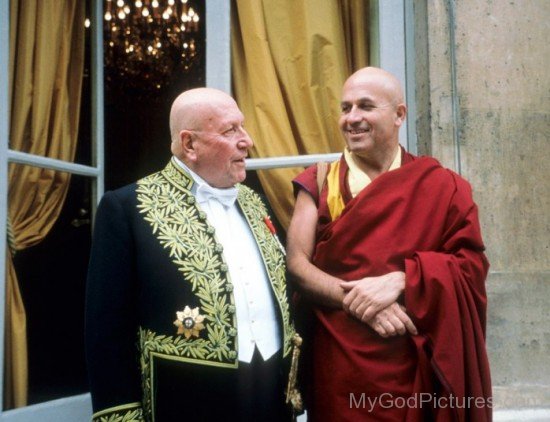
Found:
[341,271,406,321]
[365,303,418,338]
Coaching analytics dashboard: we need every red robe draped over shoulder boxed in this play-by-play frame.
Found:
[293,151,492,422]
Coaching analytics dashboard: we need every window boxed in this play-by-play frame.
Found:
[0,1,412,420]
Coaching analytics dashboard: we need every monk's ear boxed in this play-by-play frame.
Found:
[179,130,197,162]
[395,103,407,127]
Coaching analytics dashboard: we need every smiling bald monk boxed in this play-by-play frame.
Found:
[287,67,492,421]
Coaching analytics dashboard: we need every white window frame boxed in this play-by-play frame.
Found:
[0,0,103,419]
[372,0,417,154]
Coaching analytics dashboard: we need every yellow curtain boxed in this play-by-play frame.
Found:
[6,0,84,409]
[231,0,369,228]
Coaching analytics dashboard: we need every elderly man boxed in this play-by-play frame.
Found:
[86,88,300,421]
[287,67,492,421]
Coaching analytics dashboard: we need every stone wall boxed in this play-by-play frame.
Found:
[414,0,550,409]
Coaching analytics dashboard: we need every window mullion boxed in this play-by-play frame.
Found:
[91,0,105,205]
[0,0,10,413]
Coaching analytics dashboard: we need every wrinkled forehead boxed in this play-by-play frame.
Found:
[198,99,245,130]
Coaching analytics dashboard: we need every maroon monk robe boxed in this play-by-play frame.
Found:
[293,151,492,422]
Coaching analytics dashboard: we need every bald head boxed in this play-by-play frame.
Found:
[169,87,238,144]
[338,67,407,167]
[344,67,404,106]
[168,87,252,187]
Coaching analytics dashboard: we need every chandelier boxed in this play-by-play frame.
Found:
[103,0,200,93]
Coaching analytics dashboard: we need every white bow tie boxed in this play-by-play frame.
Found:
[196,183,238,208]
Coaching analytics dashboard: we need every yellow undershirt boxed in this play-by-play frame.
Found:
[345,146,402,198]
[326,146,402,221]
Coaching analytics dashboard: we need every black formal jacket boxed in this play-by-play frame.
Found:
[86,159,298,421]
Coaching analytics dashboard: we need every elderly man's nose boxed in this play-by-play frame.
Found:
[238,129,253,148]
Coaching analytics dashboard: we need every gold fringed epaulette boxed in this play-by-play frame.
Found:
[286,333,304,416]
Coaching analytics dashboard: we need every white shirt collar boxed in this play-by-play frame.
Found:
[173,156,238,208]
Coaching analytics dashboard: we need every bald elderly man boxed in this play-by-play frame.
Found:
[86,88,300,421]
[287,67,492,421]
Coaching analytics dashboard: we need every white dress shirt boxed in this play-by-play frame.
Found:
[173,157,281,362]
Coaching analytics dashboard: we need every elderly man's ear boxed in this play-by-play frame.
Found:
[178,130,197,162]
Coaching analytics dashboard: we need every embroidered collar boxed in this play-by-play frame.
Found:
[171,156,238,208]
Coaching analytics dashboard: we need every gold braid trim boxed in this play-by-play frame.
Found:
[137,160,239,418]
[237,185,296,357]
[139,326,239,418]
[136,161,238,366]
[92,402,143,422]
[6,215,17,253]
[136,160,298,416]
[286,333,304,413]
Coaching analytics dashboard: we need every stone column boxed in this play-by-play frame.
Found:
[413,0,550,409]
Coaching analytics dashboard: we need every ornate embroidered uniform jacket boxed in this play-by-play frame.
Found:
[86,159,296,421]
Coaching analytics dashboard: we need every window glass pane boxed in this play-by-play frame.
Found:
[10,3,91,167]
[9,165,91,405]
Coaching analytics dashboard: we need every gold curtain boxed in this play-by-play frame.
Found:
[231,0,369,228]
[6,0,85,409]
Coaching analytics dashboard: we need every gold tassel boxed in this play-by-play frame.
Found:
[286,333,303,414]
[6,216,17,254]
